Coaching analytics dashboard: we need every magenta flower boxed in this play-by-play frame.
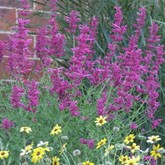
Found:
[130,122,138,130]
[10,81,39,113]
[111,6,127,42]
[151,119,163,129]
[144,156,156,165]
[87,139,95,149]
[7,18,34,78]
[80,138,88,145]
[10,85,25,108]
[96,91,107,115]
[65,10,81,33]
[0,118,14,130]
[36,27,52,67]
[20,0,30,16]
[80,138,95,149]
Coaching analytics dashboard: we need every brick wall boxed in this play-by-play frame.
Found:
[0,0,50,79]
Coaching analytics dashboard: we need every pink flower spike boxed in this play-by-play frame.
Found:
[130,122,138,130]
[87,139,95,149]
[0,118,14,130]
[151,119,163,129]
[65,10,81,34]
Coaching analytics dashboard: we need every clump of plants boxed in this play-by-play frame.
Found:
[0,0,165,164]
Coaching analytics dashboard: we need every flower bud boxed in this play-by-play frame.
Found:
[113,126,120,132]
[73,149,81,156]
[137,135,146,140]
[115,143,125,150]
[61,136,69,140]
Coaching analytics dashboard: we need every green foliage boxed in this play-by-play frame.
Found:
[1,0,165,164]
[1,78,164,164]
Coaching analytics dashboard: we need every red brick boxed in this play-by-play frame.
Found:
[17,10,50,33]
[0,33,10,41]
[35,0,50,11]
[0,0,22,8]
[0,0,33,8]
[0,8,16,30]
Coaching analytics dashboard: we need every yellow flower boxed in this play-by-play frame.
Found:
[104,145,114,156]
[31,147,46,163]
[96,138,107,149]
[59,143,67,155]
[52,156,60,165]
[0,150,9,159]
[150,144,164,160]
[50,124,62,136]
[147,135,161,144]
[94,116,107,126]
[124,158,138,165]
[83,161,94,165]
[131,156,140,162]
[20,143,33,156]
[20,127,32,134]
[124,156,140,165]
[126,143,140,153]
[37,141,52,152]
[119,155,129,164]
[124,134,135,144]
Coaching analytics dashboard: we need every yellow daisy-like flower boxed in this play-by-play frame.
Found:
[96,138,107,149]
[83,161,94,165]
[25,143,33,151]
[20,127,32,134]
[0,150,9,159]
[52,156,60,165]
[50,124,62,136]
[20,143,33,156]
[94,116,107,126]
[37,141,52,152]
[119,155,129,164]
[126,143,140,153]
[150,144,164,160]
[104,145,114,156]
[147,135,161,144]
[59,143,67,155]
[131,156,140,162]
[124,158,138,165]
[31,147,46,163]
[124,134,135,144]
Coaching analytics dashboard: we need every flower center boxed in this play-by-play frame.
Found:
[99,119,103,123]
[152,138,156,141]
[129,163,133,165]
[53,161,57,165]
[128,137,132,141]
[1,152,5,155]
[123,158,126,161]
[131,146,135,150]
[100,142,104,145]
[36,152,41,156]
